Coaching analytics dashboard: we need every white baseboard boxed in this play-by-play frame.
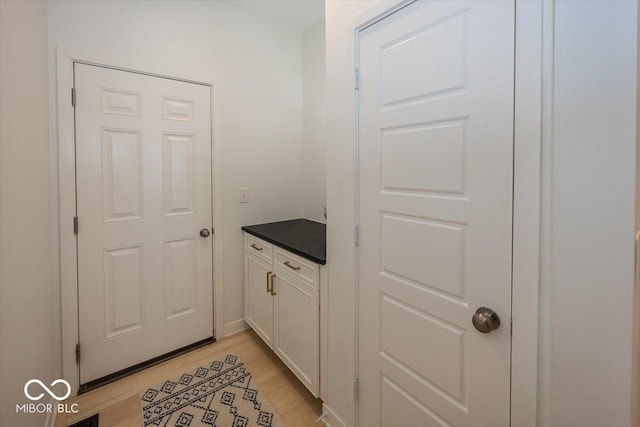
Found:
[322,418,333,427]
[322,403,347,427]
[223,319,248,337]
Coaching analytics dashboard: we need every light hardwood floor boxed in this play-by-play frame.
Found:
[54,330,323,427]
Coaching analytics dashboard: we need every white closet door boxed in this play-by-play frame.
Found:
[358,1,515,426]
[75,64,213,384]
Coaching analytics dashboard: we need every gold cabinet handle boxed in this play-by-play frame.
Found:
[251,244,263,251]
[270,274,276,296]
[284,261,301,271]
[266,271,272,293]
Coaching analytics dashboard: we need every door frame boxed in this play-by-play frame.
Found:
[56,48,224,393]
[350,1,544,426]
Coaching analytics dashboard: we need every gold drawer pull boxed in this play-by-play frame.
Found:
[284,261,301,271]
[251,244,263,251]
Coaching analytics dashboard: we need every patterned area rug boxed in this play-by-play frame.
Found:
[139,353,284,427]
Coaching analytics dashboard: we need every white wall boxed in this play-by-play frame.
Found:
[302,22,326,223]
[325,1,381,425]
[543,1,637,425]
[633,4,640,426]
[633,229,640,427]
[47,0,304,338]
[0,1,56,426]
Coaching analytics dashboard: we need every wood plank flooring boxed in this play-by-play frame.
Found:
[54,330,322,427]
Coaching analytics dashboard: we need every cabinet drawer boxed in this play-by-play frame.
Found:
[245,234,273,263]
[275,248,318,290]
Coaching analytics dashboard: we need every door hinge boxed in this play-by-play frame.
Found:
[75,342,81,364]
[71,87,76,107]
[354,225,360,247]
[354,378,360,400]
[73,216,79,234]
[354,68,360,91]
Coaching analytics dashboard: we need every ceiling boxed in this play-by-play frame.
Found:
[220,0,324,33]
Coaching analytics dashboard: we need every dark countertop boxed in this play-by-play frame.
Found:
[242,219,326,265]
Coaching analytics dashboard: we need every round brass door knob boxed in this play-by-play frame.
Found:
[200,228,210,238]
[472,307,500,333]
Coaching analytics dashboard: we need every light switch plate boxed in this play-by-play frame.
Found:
[239,188,249,203]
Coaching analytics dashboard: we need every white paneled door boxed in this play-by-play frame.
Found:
[75,64,213,384]
[358,1,514,426]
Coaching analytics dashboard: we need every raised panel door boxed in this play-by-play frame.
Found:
[358,1,515,425]
[75,64,213,383]
[273,269,319,397]
[244,252,275,349]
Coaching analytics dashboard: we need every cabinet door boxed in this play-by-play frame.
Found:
[245,253,274,348]
[273,270,319,396]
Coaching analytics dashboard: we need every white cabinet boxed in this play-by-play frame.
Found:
[243,233,320,397]
[273,250,319,395]
[245,254,274,348]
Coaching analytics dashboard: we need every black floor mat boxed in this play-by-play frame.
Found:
[68,413,98,427]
